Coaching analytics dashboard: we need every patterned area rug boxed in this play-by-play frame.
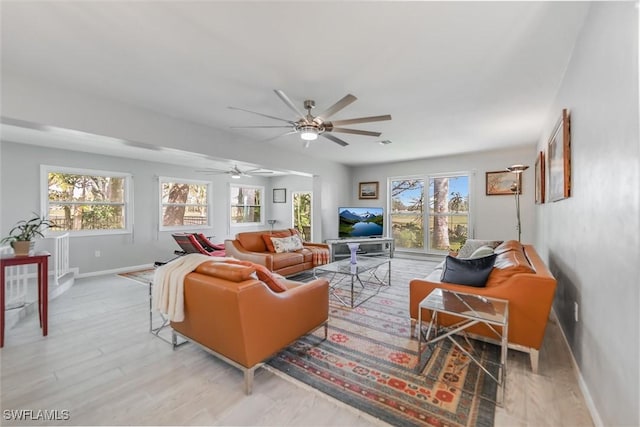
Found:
[118,268,154,284]
[119,258,499,426]
[267,258,499,427]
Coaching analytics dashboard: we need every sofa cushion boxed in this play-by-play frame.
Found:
[271,235,304,253]
[272,252,305,270]
[493,240,523,254]
[457,239,503,258]
[194,261,255,282]
[485,243,535,287]
[261,230,292,252]
[237,232,269,252]
[441,253,497,287]
[468,245,496,259]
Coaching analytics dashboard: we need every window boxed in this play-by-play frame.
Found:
[230,184,263,225]
[159,177,211,231]
[389,173,470,253]
[42,165,132,236]
[428,174,469,252]
[390,178,425,250]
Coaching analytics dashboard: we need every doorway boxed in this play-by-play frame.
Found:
[292,191,312,242]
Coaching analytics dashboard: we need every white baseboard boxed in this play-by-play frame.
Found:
[76,263,154,279]
[550,309,603,427]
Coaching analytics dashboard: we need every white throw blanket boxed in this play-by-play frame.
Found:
[152,253,228,322]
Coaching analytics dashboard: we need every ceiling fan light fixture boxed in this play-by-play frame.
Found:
[300,126,319,141]
[231,172,241,179]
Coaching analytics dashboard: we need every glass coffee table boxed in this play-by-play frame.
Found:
[416,288,509,405]
[313,255,391,308]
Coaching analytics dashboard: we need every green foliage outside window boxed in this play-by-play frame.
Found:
[47,172,127,231]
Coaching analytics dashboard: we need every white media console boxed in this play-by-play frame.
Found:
[324,237,395,262]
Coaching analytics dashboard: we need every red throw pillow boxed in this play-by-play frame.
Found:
[252,263,288,293]
[225,259,287,293]
[261,231,291,252]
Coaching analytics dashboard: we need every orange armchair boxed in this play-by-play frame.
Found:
[170,261,329,394]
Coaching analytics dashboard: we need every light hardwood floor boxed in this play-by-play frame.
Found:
[1,258,594,426]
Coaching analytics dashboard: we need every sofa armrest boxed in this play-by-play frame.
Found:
[225,240,273,269]
[303,242,330,250]
[239,278,329,366]
[410,272,557,350]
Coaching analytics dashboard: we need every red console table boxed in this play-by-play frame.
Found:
[1,251,51,348]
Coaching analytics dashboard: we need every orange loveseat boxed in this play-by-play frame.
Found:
[170,260,329,394]
[224,229,330,276]
[409,241,556,372]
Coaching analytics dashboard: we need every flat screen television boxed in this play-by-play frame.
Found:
[338,207,384,238]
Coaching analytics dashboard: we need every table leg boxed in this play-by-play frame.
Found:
[1,265,5,348]
[350,274,355,308]
[41,258,48,337]
[38,262,43,327]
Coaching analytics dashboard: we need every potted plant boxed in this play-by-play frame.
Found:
[1,213,56,256]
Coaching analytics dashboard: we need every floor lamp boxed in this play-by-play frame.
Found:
[506,164,529,242]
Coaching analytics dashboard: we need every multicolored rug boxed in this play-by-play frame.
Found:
[267,259,499,427]
[120,259,499,426]
[118,268,154,284]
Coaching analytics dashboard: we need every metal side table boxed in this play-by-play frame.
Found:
[417,288,509,405]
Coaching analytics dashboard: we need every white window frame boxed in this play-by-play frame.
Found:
[229,183,265,227]
[158,176,212,232]
[387,171,473,254]
[387,175,425,252]
[427,171,472,253]
[40,165,133,237]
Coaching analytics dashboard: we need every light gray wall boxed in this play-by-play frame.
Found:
[351,145,537,245]
[1,72,351,246]
[535,3,639,426]
[0,141,287,274]
[267,175,312,230]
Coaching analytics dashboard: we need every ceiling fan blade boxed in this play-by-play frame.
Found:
[230,125,292,129]
[261,130,299,142]
[228,106,295,124]
[274,90,306,118]
[331,128,382,137]
[317,94,357,120]
[330,114,392,126]
[321,133,349,147]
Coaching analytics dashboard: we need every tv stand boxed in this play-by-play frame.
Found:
[325,237,395,262]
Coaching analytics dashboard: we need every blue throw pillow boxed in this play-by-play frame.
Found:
[441,253,497,287]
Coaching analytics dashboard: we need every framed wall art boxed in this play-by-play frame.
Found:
[273,188,286,203]
[486,171,521,195]
[358,182,379,199]
[548,108,571,202]
[535,151,545,204]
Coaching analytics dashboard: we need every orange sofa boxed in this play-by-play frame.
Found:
[170,260,329,394]
[409,241,556,372]
[224,229,330,276]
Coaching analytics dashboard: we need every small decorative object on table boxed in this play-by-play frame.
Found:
[347,243,360,264]
[1,213,56,256]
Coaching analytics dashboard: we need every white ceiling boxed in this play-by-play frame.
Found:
[1,1,590,166]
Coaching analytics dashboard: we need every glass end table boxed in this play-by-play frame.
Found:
[417,288,509,405]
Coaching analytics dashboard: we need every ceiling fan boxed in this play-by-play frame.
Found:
[229,90,392,147]
[196,164,274,179]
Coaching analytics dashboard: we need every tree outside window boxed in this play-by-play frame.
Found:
[45,167,131,234]
[230,184,263,225]
[389,174,469,252]
[160,178,210,230]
